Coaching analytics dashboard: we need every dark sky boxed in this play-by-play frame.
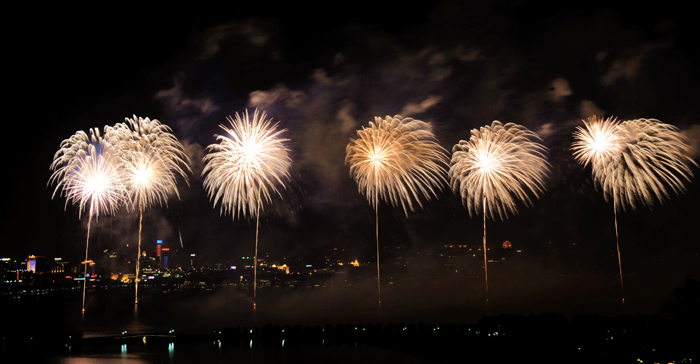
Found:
[5,2,700,319]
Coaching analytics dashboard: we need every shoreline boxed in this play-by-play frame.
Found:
[4,312,697,363]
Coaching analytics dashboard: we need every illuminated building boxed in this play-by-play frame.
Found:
[273,264,290,274]
[162,248,170,269]
[122,273,135,283]
[79,259,96,278]
[50,258,67,274]
[156,239,163,269]
[27,255,37,273]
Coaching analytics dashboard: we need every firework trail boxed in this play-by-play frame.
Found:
[108,115,191,304]
[346,115,449,307]
[49,128,126,313]
[202,109,292,310]
[573,116,696,306]
[449,121,549,307]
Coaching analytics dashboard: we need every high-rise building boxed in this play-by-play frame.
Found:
[157,239,163,269]
[156,240,171,270]
[27,255,37,273]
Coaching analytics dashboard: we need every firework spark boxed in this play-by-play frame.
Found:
[602,118,695,210]
[449,121,549,306]
[49,128,126,313]
[572,116,622,173]
[573,116,696,305]
[346,115,449,307]
[109,115,191,304]
[202,109,292,310]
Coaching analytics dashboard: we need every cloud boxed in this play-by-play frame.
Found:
[579,100,605,119]
[455,45,481,62]
[181,140,206,177]
[248,84,307,110]
[599,41,673,86]
[600,52,645,86]
[337,100,359,135]
[536,122,556,140]
[310,69,333,86]
[549,78,572,101]
[154,73,220,135]
[198,19,277,61]
[400,95,443,117]
[682,124,700,160]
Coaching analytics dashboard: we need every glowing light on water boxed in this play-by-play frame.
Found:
[449,121,549,306]
[202,109,292,310]
[346,115,449,306]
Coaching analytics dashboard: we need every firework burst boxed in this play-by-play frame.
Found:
[108,116,191,207]
[49,128,126,313]
[572,116,623,174]
[346,115,449,307]
[108,115,191,304]
[573,116,696,305]
[202,109,292,310]
[449,121,549,306]
[601,118,695,210]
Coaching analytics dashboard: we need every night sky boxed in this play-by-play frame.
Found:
[6,2,700,321]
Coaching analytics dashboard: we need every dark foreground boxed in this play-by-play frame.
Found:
[3,313,697,363]
[4,276,699,362]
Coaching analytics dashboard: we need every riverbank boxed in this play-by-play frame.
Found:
[3,312,697,363]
